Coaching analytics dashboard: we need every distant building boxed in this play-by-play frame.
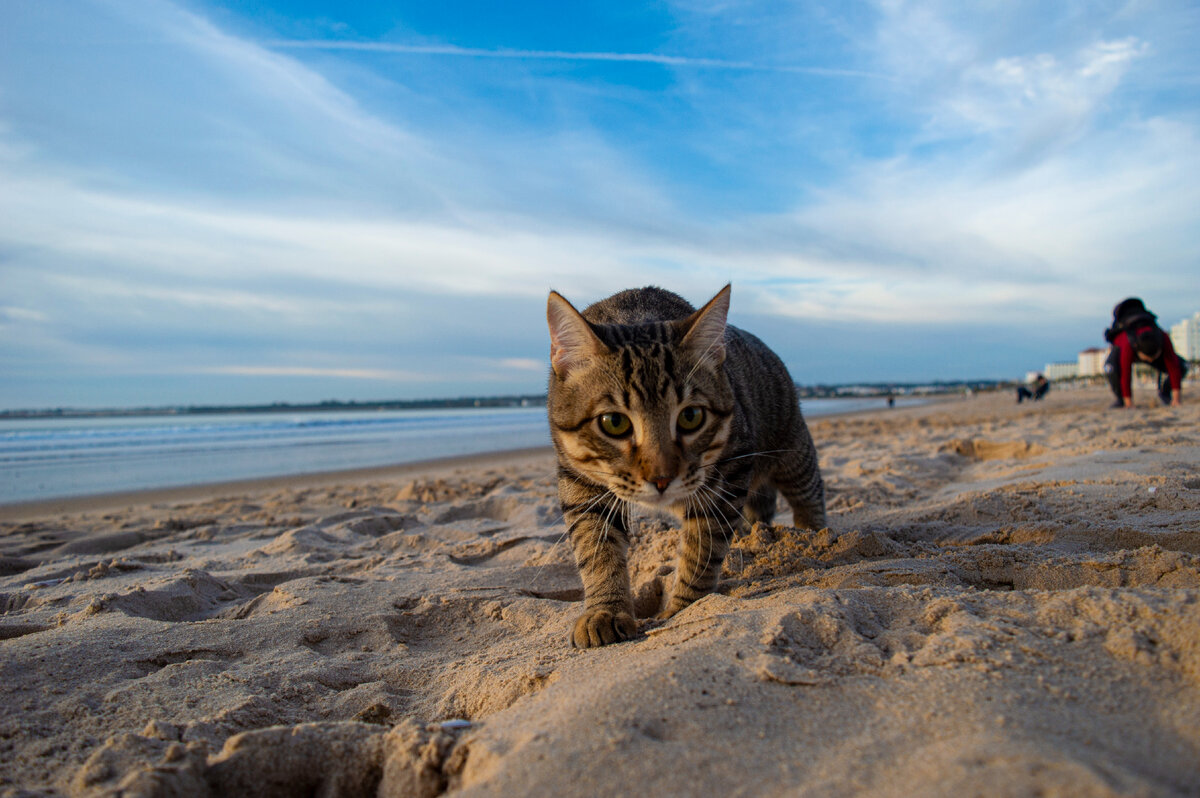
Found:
[1044,362,1078,381]
[1170,312,1200,361]
[1078,347,1110,378]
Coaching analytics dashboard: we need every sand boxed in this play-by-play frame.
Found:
[1,387,1198,797]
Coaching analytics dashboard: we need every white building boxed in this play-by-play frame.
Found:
[1044,362,1078,381]
[1170,312,1200,361]
[1078,347,1110,378]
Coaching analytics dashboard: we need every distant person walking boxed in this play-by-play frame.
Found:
[1104,298,1186,408]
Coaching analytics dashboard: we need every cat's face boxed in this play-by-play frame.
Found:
[547,287,734,511]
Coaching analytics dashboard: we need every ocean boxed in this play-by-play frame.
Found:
[0,397,913,504]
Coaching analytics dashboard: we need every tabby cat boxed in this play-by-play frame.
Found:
[546,285,825,648]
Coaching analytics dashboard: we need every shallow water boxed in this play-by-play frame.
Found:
[0,397,913,503]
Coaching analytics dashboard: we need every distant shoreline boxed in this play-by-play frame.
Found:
[0,381,1004,420]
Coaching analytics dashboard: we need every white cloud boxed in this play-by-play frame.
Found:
[0,171,645,298]
[42,273,310,317]
[943,37,1147,144]
[200,366,430,381]
[753,116,1200,322]
[497,358,547,371]
[0,306,48,323]
[868,3,1151,163]
[3,101,1196,335]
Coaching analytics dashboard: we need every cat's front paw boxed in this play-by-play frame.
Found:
[654,595,691,621]
[571,607,636,648]
[654,605,679,621]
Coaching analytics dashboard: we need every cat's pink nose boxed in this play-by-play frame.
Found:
[650,476,672,493]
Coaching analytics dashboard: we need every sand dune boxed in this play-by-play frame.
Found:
[2,388,1198,796]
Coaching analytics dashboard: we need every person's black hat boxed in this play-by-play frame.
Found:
[1112,297,1147,323]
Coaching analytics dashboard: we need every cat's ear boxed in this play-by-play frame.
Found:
[547,291,608,379]
[681,284,730,368]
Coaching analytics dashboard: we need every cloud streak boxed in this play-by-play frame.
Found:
[200,366,431,381]
[266,39,888,79]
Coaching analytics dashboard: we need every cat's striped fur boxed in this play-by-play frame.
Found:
[547,285,825,648]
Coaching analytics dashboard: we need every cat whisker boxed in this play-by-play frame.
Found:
[704,481,744,508]
[688,485,730,582]
[595,493,626,578]
[695,448,813,471]
[697,482,748,536]
[532,480,616,590]
[595,498,613,555]
[527,526,574,592]
[720,448,807,463]
[691,492,715,578]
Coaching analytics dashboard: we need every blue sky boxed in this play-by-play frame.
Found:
[1,0,1198,409]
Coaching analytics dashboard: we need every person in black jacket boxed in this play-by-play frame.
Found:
[1016,374,1049,404]
[1103,298,1186,408]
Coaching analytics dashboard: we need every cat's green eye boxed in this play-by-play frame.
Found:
[677,406,706,432]
[598,412,633,438]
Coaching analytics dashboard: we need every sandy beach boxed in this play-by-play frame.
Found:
[2,386,1198,797]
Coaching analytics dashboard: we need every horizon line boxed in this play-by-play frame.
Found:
[0,380,1016,418]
